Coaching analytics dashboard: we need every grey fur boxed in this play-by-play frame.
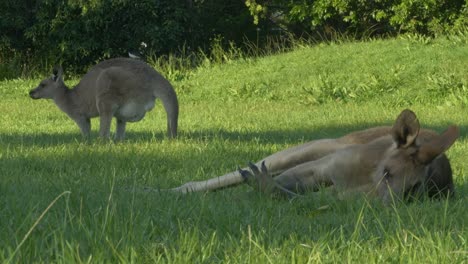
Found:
[29,58,178,140]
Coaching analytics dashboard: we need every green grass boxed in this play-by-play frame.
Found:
[1,36,467,263]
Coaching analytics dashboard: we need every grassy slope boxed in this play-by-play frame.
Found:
[0,37,467,263]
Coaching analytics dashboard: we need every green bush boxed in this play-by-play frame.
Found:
[2,0,468,79]
[0,0,256,77]
[247,0,467,37]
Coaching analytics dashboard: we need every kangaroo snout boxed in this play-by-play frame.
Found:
[29,89,39,99]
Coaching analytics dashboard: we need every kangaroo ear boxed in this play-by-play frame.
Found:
[392,109,420,148]
[416,126,459,164]
[52,65,63,82]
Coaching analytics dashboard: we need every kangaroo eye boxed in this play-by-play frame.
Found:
[383,168,391,180]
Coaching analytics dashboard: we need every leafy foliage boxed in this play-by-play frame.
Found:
[246,0,467,37]
[2,0,468,79]
[0,0,255,75]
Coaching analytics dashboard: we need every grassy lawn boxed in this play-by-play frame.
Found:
[1,36,467,263]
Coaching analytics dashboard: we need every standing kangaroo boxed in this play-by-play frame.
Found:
[29,58,179,140]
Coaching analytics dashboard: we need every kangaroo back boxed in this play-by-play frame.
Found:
[96,58,179,138]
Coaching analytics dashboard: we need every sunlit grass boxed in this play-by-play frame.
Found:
[0,36,467,263]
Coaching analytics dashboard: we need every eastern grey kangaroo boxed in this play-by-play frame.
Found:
[170,110,458,203]
[29,58,178,140]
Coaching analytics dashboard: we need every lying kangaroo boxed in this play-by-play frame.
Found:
[29,58,179,140]
[170,110,458,203]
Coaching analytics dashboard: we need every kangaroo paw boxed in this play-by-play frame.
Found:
[238,161,279,194]
[240,161,300,198]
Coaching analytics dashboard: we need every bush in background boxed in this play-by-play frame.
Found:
[0,0,258,78]
[1,0,468,79]
[247,0,468,37]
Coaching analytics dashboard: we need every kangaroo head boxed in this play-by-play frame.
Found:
[29,66,65,99]
[373,109,459,203]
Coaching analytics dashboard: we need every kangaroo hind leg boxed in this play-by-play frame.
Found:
[97,100,115,139]
[115,119,127,140]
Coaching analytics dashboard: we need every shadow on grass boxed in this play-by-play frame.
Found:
[1,122,467,148]
[1,120,465,202]
[1,122,466,260]
[1,121,465,198]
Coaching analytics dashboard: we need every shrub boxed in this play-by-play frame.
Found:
[0,0,256,77]
[246,0,467,37]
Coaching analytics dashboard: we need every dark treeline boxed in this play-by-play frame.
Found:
[0,0,258,75]
[1,0,467,78]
